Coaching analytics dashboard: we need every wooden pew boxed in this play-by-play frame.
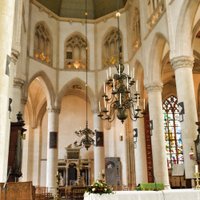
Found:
[35,186,54,199]
[0,181,35,200]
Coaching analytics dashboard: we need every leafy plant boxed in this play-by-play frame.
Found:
[136,183,164,191]
[85,179,113,195]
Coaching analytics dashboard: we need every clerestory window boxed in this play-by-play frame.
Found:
[163,95,184,169]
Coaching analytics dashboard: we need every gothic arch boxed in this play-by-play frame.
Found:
[25,71,55,127]
[57,77,96,112]
[192,19,200,43]
[26,71,55,108]
[147,32,168,84]
[174,0,200,57]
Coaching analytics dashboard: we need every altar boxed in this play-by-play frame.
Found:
[84,189,200,200]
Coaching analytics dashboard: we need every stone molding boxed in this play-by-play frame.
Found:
[170,56,194,71]
[11,49,20,64]
[13,77,25,88]
[145,82,163,93]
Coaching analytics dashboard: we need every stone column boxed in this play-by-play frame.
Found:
[12,0,23,54]
[0,0,16,182]
[32,126,41,185]
[120,122,128,186]
[11,77,25,121]
[171,56,198,179]
[46,107,60,193]
[146,82,170,189]
[133,118,148,185]
[93,113,105,180]
[10,0,24,121]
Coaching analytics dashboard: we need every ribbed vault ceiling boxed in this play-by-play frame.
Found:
[36,0,127,19]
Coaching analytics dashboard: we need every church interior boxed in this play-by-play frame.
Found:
[1,0,200,199]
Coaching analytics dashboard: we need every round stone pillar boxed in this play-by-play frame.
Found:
[0,0,16,181]
[11,77,25,121]
[93,113,105,180]
[10,0,24,121]
[46,107,60,193]
[146,82,170,189]
[171,56,198,179]
[133,118,148,185]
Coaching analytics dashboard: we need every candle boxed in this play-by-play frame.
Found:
[137,98,139,108]
[119,64,121,75]
[132,69,135,79]
[134,104,136,111]
[127,64,129,75]
[195,164,199,173]
[119,93,122,105]
[109,67,111,77]
[104,97,106,108]
[136,80,138,92]
[106,70,108,80]
[113,79,115,90]
[99,101,101,112]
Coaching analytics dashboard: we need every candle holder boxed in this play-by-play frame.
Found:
[54,172,60,200]
[101,172,105,181]
[194,172,200,189]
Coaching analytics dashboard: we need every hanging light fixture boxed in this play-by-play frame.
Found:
[74,0,94,150]
[98,8,145,124]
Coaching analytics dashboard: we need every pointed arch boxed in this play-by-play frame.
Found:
[57,77,96,111]
[173,0,200,57]
[26,71,55,108]
[192,19,200,43]
[147,33,168,84]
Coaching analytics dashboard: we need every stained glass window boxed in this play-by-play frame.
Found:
[163,96,183,169]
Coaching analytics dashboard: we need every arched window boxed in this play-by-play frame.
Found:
[34,22,52,65]
[102,28,123,68]
[64,34,87,70]
[163,95,183,169]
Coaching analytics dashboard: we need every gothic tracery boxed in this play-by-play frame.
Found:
[34,22,52,65]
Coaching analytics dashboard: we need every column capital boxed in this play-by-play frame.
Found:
[11,49,20,64]
[47,107,60,114]
[13,77,25,88]
[145,82,163,93]
[91,106,98,114]
[21,97,27,105]
[170,56,194,71]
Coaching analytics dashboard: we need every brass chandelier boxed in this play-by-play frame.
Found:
[98,11,145,124]
[74,0,94,150]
